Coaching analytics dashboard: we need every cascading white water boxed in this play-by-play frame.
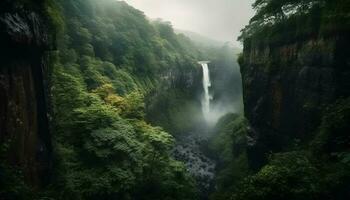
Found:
[199,61,212,121]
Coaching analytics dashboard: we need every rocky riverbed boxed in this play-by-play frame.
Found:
[173,134,216,198]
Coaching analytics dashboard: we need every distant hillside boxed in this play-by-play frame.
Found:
[176,29,241,56]
[175,29,224,47]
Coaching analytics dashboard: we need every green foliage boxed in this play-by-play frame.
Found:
[146,88,203,135]
[208,114,249,200]
[0,164,31,200]
[48,0,200,199]
[232,151,321,200]
[45,0,65,33]
[239,0,350,44]
[133,121,174,153]
[232,2,350,197]
[52,82,197,199]
[311,97,350,160]
[210,98,350,200]
[121,92,145,119]
[209,98,350,200]
[209,114,242,162]
[58,123,143,199]
[131,121,198,200]
[231,150,350,200]
[0,142,31,200]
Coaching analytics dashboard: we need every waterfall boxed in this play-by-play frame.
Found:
[199,61,212,121]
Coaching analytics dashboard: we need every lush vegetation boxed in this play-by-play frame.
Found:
[207,114,249,200]
[206,0,350,199]
[2,0,349,199]
[47,0,204,199]
[1,0,244,198]
[239,0,350,44]
[207,101,350,200]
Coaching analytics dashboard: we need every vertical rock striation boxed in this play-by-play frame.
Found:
[0,1,52,187]
[240,34,350,169]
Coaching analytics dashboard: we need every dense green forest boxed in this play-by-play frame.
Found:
[1,0,240,199]
[0,0,349,200]
[50,0,201,199]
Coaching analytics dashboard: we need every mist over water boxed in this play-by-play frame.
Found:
[199,61,239,127]
[172,60,242,196]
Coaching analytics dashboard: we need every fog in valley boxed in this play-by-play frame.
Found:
[123,0,255,47]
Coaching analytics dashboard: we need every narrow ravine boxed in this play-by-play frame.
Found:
[172,61,217,199]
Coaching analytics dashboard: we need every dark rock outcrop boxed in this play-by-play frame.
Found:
[240,34,350,169]
[0,1,52,187]
[146,63,204,135]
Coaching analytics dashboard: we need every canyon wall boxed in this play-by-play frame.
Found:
[0,1,52,186]
[240,34,350,168]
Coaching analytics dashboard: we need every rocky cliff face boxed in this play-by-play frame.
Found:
[240,34,350,168]
[0,2,51,187]
[146,63,204,135]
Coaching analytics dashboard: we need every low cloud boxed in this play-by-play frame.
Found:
[122,0,255,47]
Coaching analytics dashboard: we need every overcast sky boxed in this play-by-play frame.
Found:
[122,0,255,47]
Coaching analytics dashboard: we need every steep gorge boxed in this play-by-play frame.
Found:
[1,0,349,200]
